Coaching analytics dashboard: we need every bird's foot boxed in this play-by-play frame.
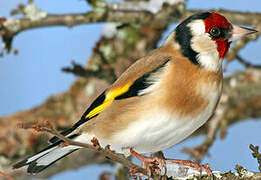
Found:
[130,148,166,177]
[60,142,70,147]
[105,144,115,153]
[169,159,212,176]
[129,169,138,179]
[129,169,143,180]
[91,137,101,150]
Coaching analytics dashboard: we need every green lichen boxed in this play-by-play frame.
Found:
[235,165,254,178]
[99,44,116,64]
[24,1,47,21]
[89,0,107,19]
[117,24,141,45]
[85,81,95,96]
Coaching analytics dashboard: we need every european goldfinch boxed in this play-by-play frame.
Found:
[13,12,257,174]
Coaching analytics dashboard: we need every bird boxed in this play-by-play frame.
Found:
[13,12,257,175]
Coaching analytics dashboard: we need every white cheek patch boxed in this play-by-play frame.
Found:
[193,37,221,72]
[191,36,216,53]
[187,20,206,36]
[188,20,222,72]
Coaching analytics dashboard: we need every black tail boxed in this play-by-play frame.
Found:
[48,127,77,143]
[13,134,80,174]
[49,91,106,143]
[48,115,96,143]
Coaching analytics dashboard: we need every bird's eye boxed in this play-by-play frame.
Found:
[209,27,221,38]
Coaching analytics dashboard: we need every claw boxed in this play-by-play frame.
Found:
[129,169,138,179]
[105,145,115,153]
[60,142,70,147]
[34,125,42,132]
[91,137,101,150]
[169,159,212,176]
[130,148,166,177]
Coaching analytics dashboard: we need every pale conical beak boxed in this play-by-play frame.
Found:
[229,24,258,42]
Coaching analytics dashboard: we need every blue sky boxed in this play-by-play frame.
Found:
[0,0,261,179]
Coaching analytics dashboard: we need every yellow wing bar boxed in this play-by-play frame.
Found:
[85,83,132,119]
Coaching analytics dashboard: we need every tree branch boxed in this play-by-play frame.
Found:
[62,61,116,83]
[1,1,261,54]
[1,4,261,37]
[0,171,14,180]
[0,1,184,38]
[62,61,102,78]
[250,144,261,172]
[17,120,261,180]
[20,120,147,176]
[236,55,261,69]
[226,33,260,63]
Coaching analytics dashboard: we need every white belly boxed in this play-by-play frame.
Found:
[108,109,210,154]
[104,88,220,154]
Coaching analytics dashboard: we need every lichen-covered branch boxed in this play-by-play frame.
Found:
[1,1,261,36]
[15,120,261,180]
[0,0,184,53]
[1,0,261,54]
[62,61,116,83]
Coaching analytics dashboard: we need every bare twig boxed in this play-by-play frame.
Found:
[227,35,259,62]
[2,0,261,54]
[93,46,117,82]
[236,55,261,69]
[249,144,261,172]
[224,32,260,71]
[18,121,220,179]
[62,61,112,80]
[99,171,111,180]
[182,137,213,164]
[0,171,15,180]
[2,2,261,37]
[182,120,219,163]
[18,120,261,180]
[62,61,99,77]
[62,60,117,83]
[0,1,184,38]
[20,120,148,176]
